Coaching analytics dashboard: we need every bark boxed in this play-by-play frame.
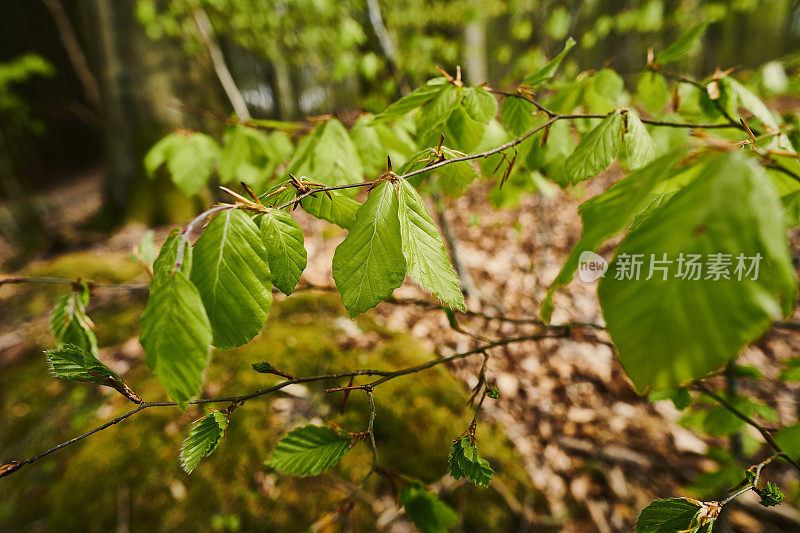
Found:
[76,0,223,221]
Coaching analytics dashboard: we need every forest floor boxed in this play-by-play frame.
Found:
[2,168,800,532]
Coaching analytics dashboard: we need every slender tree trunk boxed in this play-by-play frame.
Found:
[76,0,223,223]
[463,1,487,85]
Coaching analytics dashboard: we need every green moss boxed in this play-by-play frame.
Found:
[1,292,531,531]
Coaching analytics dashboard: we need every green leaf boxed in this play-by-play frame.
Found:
[300,189,360,229]
[50,282,97,356]
[310,119,364,188]
[260,210,307,295]
[701,395,777,436]
[164,133,220,196]
[636,498,712,533]
[332,181,407,317]
[266,425,352,476]
[135,230,156,268]
[180,410,228,474]
[542,151,685,322]
[637,72,670,115]
[144,132,184,177]
[400,482,458,533]
[374,80,447,122]
[726,77,780,131]
[151,230,192,289]
[655,23,708,64]
[416,84,460,143]
[500,96,540,137]
[759,482,785,507]
[191,209,272,349]
[443,106,485,152]
[401,147,478,196]
[217,125,279,189]
[448,435,493,487]
[779,358,800,382]
[523,37,576,87]
[648,388,692,410]
[462,86,497,124]
[774,423,800,459]
[350,116,390,176]
[44,343,140,403]
[397,179,464,309]
[565,111,624,183]
[625,111,656,170]
[287,119,363,193]
[598,152,797,391]
[140,270,212,408]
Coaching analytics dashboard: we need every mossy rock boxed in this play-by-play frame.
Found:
[1,291,532,532]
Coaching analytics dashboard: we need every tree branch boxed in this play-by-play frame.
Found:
[694,382,800,473]
[192,6,251,121]
[1,334,554,479]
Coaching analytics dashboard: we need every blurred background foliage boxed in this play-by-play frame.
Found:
[1,0,799,236]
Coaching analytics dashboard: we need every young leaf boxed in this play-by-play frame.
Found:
[655,23,708,64]
[500,96,539,137]
[217,124,278,189]
[144,132,184,177]
[309,119,364,189]
[565,111,624,183]
[401,148,478,195]
[598,152,797,391]
[648,388,692,410]
[637,72,670,115]
[726,77,780,130]
[150,132,220,196]
[461,86,497,124]
[448,435,493,487]
[140,271,212,408]
[625,111,656,170]
[151,230,192,289]
[332,181,407,317]
[260,209,307,295]
[541,151,684,322]
[180,410,229,474]
[774,423,800,459]
[50,282,97,356]
[374,80,447,122]
[266,425,352,476]
[636,498,713,533]
[190,209,272,349]
[300,190,360,229]
[45,343,140,403]
[134,230,156,270]
[416,84,460,144]
[400,482,458,533]
[758,482,785,507]
[397,179,464,310]
[523,37,576,87]
[287,119,363,193]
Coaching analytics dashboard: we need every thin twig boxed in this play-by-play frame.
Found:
[2,334,551,478]
[173,204,235,271]
[694,382,800,473]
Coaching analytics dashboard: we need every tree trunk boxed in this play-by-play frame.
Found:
[76,0,224,224]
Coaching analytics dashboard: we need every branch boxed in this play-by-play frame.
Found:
[41,0,100,109]
[192,7,251,122]
[1,334,552,479]
[173,203,236,271]
[694,382,800,473]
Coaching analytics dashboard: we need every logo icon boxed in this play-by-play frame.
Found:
[578,251,608,282]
